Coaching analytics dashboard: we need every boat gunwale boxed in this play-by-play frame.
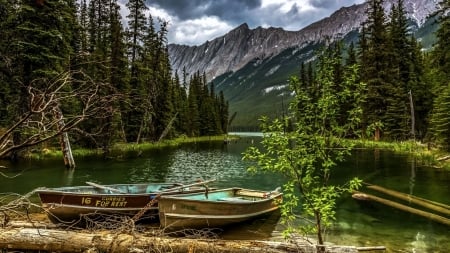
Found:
[36,190,163,197]
[35,183,192,196]
[158,187,282,205]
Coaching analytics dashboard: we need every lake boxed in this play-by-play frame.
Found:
[0,135,449,252]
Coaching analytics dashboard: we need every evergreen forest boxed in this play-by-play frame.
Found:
[298,0,450,148]
[1,0,450,160]
[0,0,229,159]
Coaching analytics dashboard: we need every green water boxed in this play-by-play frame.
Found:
[0,136,449,252]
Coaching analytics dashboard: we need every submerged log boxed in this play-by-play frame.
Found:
[353,192,450,226]
[436,155,450,161]
[366,184,450,215]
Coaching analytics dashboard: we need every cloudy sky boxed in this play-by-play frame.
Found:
[122,0,366,45]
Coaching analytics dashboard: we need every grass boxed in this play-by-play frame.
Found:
[25,135,232,160]
[352,139,449,170]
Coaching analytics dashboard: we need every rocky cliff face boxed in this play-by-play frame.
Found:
[168,24,303,80]
[168,0,438,80]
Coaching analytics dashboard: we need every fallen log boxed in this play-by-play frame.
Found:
[8,220,60,229]
[0,227,319,253]
[353,192,450,226]
[0,226,386,253]
[436,155,450,161]
[366,184,450,215]
[356,246,387,251]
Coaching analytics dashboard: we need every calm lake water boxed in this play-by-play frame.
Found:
[1,134,449,252]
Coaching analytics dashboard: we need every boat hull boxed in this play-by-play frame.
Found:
[38,192,159,224]
[36,183,208,225]
[158,188,282,229]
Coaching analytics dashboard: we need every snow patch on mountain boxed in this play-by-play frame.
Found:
[263,84,288,94]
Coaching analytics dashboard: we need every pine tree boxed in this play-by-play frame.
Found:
[124,0,148,142]
[429,85,450,149]
[346,42,357,67]
[86,0,112,80]
[360,0,407,140]
[171,72,187,136]
[74,0,120,148]
[384,0,411,139]
[0,0,15,127]
[219,91,229,133]
[408,37,433,140]
[152,20,175,140]
[198,74,212,136]
[174,67,190,134]
[428,0,450,147]
[187,73,201,136]
[106,1,129,144]
[361,0,389,139]
[431,0,450,83]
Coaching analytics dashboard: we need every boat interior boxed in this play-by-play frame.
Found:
[45,183,187,194]
[167,188,272,202]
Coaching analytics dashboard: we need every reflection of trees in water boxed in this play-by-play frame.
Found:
[166,149,246,184]
[127,148,177,183]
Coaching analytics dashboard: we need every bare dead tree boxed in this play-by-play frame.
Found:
[0,70,118,160]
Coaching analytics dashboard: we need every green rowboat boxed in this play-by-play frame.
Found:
[158,187,282,229]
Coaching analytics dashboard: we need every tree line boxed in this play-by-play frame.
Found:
[298,0,450,148]
[0,0,228,159]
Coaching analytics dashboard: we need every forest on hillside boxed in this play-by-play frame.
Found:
[0,0,229,160]
[296,0,450,146]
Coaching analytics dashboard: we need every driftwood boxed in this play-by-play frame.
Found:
[0,227,332,253]
[0,220,386,253]
[366,184,450,215]
[353,192,450,226]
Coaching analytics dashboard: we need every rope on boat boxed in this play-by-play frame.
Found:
[131,195,161,222]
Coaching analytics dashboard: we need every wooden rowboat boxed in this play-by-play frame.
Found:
[158,187,282,229]
[36,181,212,225]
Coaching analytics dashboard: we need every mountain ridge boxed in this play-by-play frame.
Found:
[168,0,438,81]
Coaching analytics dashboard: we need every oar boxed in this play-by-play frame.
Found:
[159,179,216,193]
[86,181,126,194]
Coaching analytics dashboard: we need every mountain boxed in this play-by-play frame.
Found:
[168,0,440,129]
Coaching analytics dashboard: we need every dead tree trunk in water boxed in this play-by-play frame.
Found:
[374,126,381,141]
[366,184,450,216]
[53,106,75,169]
[353,192,450,226]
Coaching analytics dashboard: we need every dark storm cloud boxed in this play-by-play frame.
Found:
[309,0,363,10]
[148,0,261,21]
[137,0,366,45]
[310,0,337,8]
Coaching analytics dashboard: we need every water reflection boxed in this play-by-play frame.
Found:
[128,148,177,183]
[409,158,416,195]
[63,168,74,186]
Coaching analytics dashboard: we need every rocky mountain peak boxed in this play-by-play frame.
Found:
[168,0,438,80]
